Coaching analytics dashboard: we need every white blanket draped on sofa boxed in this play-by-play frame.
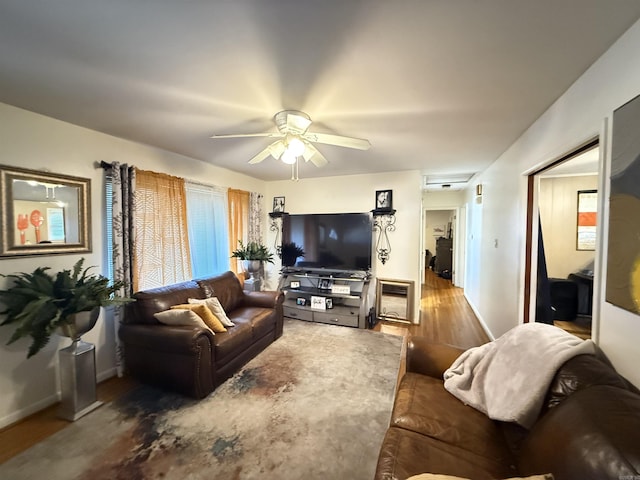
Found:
[443,322,595,428]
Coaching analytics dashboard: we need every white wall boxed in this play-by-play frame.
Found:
[539,175,598,278]
[0,102,264,427]
[264,171,423,322]
[464,18,640,387]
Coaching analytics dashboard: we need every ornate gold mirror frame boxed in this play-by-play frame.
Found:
[0,164,91,257]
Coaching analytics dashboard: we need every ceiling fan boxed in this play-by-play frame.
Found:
[211,110,371,169]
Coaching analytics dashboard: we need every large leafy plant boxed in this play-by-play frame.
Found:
[0,258,131,358]
[231,240,275,264]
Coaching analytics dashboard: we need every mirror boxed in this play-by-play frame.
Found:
[376,278,415,323]
[0,164,91,257]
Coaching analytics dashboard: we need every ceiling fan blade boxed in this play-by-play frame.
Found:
[286,112,312,135]
[268,140,286,160]
[303,132,371,150]
[248,145,273,164]
[211,132,284,139]
[303,143,328,167]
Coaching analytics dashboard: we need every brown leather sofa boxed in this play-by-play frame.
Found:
[119,271,284,398]
[375,337,640,480]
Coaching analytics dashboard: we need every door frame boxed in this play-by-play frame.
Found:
[423,206,464,288]
[523,137,600,325]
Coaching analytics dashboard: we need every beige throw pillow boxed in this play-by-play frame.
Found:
[171,304,227,333]
[188,297,235,327]
[154,309,212,332]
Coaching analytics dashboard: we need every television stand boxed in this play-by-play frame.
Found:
[278,269,373,328]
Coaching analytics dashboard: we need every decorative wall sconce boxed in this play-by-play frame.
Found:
[372,208,396,264]
[476,183,483,196]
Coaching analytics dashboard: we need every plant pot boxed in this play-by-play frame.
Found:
[56,307,103,421]
[56,307,101,342]
[282,253,298,267]
[243,260,262,281]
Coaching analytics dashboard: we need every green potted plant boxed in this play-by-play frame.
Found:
[231,240,275,280]
[280,242,305,267]
[0,258,132,358]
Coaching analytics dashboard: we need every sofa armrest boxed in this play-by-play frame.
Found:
[119,323,215,398]
[120,323,215,353]
[406,336,466,379]
[243,290,284,309]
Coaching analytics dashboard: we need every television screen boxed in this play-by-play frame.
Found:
[282,213,373,272]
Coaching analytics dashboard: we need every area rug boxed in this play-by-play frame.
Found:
[1,319,403,480]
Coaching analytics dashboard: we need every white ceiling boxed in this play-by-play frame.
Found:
[1,1,639,182]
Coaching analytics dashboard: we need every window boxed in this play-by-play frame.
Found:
[105,174,231,289]
[185,182,230,278]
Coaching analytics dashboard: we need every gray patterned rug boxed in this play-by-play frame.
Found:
[1,319,403,480]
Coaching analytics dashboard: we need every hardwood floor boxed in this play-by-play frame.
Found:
[0,375,138,465]
[0,269,487,465]
[374,269,490,380]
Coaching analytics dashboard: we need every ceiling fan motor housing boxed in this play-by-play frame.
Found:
[274,110,311,134]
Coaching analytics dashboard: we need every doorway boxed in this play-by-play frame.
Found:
[424,209,456,282]
[524,139,600,339]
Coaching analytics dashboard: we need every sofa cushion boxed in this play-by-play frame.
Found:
[171,303,227,333]
[153,309,211,331]
[125,280,204,325]
[197,271,244,313]
[212,319,254,365]
[188,297,235,327]
[376,426,517,480]
[392,373,515,465]
[518,385,640,480]
[232,306,276,340]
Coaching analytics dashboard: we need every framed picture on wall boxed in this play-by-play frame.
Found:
[375,190,393,210]
[273,196,285,213]
[577,190,597,251]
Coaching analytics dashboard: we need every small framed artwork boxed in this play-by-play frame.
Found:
[577,190,597,251]
[296,297,306,306]
[310,296,326,310]
[326,298,333,309]
[273,196,285,213]
[375,190,393,210]
[290,280,300,289]
[432,224,446,236]
[318,278,332,290]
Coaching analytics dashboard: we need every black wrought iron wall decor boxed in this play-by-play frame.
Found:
[269,211,286,256]
[372,209,396,264]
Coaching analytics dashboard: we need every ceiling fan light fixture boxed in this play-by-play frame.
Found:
[286,136,305,157]
[281,149,297,164]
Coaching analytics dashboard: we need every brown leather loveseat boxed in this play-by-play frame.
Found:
[375,337,640,480]
[119,271,284,398]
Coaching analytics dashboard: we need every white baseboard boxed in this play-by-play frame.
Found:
[0,393,60,429]
[97,367,117,383]
[463,292,495,341]
[0,367,118,429]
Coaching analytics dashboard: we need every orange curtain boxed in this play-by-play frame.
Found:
[228,188,250,276]
[133,169,192,291]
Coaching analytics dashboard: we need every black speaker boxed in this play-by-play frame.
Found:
[549,278,578,321]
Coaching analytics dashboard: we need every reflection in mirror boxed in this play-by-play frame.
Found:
[1,165,91,257]
[376,278,415,324]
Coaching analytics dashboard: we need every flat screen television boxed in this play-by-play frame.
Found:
[281,213,373,272]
